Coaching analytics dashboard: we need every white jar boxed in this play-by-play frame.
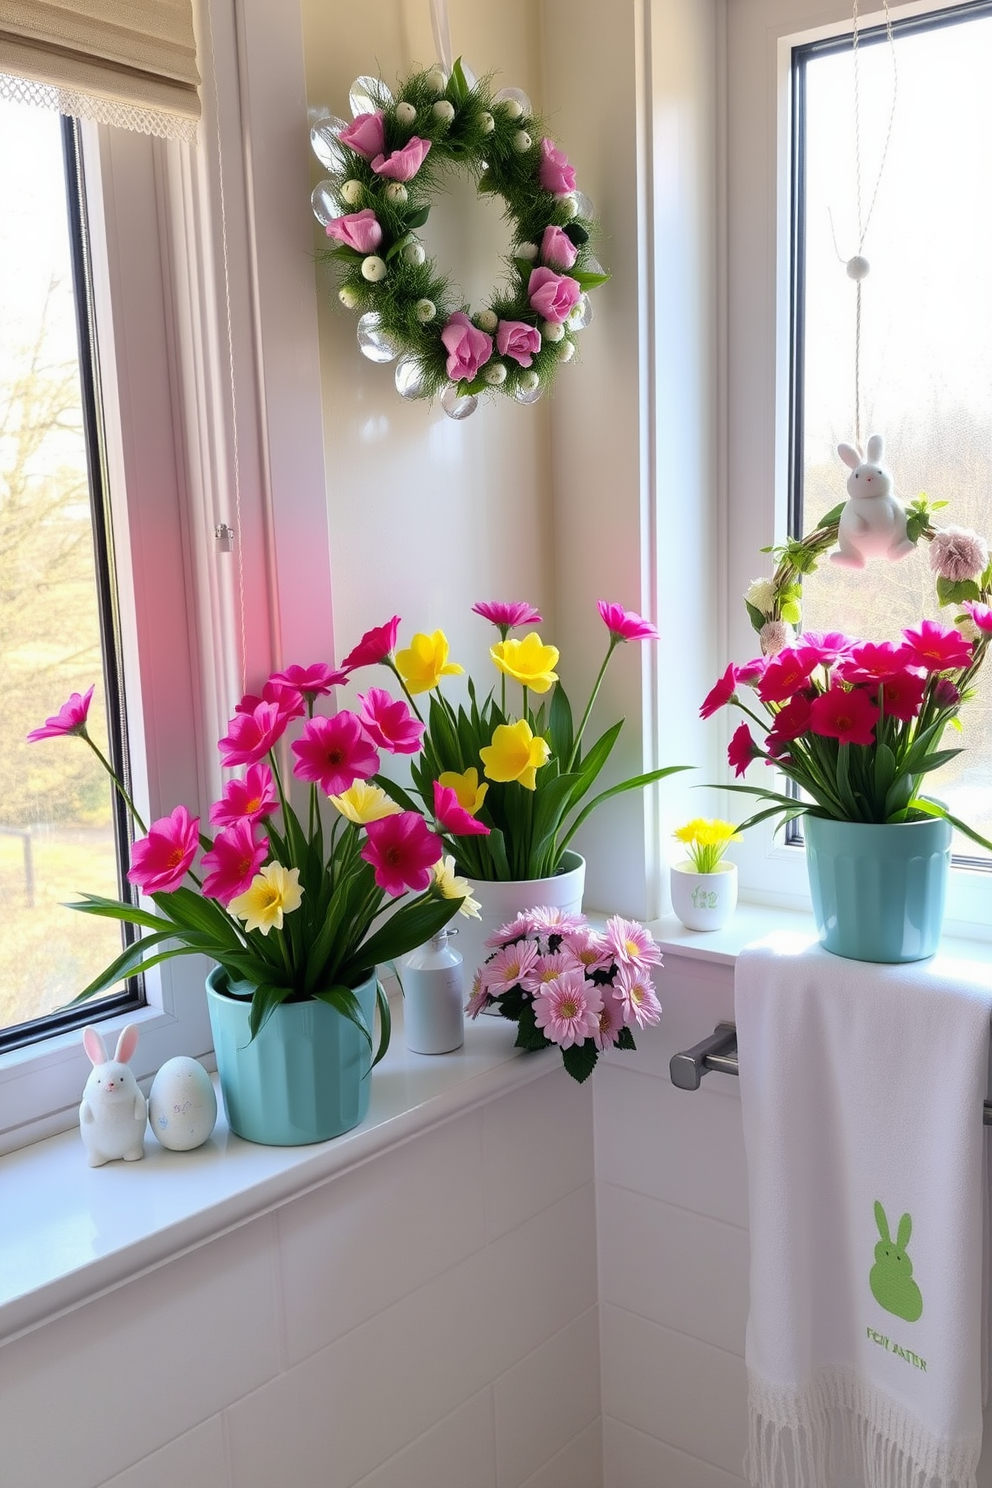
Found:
[670,860,738,931]
[402,930,464,1054]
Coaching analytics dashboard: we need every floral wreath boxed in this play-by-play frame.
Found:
[310,59,609,419]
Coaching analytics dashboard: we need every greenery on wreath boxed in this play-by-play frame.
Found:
[312,59,609,407]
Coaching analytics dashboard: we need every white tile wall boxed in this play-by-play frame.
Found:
[101,1419,230,1488]
[493,1306,601,1487]
[603,1418,747,1488]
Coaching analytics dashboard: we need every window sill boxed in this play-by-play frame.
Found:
[0,1003,554,1347]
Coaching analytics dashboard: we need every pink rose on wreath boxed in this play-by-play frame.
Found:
[527,267,581,324]
[538,137,577,196]
[496,319,541,368]
[325,209,383,254]
[338,111,386,161]
[371,137,432,181]
[540,224,578,270]
[441,312,493,382]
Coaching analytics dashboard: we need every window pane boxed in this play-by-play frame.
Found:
[796,10,992,856]
[0,99,128,1030]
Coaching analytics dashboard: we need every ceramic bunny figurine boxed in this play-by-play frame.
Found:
[79,1024,147,1166]
[830,434,915,568]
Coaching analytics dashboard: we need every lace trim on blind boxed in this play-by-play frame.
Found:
[0,72,197,143]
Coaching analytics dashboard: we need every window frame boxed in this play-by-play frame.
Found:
[723,0,992,934]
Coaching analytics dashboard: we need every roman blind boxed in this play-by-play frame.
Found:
[0,0,200,141]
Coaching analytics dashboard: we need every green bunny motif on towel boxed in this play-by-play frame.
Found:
[870,1201,923,1322]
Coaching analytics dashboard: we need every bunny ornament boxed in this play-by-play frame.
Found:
[79,1024,147,1166]
[831,433,915,568]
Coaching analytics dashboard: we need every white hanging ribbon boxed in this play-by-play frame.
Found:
[430,0,452,73]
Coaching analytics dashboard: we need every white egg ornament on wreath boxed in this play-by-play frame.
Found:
[149,1056,218,1151]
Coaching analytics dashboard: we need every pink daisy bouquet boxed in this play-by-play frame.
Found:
[466,909,662,1083]
[28,655,481,1050]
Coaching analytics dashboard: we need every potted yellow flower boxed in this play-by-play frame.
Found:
[670,818,741,931]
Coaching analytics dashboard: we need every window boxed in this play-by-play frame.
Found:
[725,0,992,933]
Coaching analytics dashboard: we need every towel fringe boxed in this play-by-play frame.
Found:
[746,1366,981,1488]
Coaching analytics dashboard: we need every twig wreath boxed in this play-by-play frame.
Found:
[310,59,609,419]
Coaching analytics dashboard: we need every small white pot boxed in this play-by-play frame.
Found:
[670,860,738,931]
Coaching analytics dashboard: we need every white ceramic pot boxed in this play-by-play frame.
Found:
[454,851,586,990]
[670,860,737,931]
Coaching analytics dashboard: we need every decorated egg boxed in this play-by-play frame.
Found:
[148,1057,217,1150]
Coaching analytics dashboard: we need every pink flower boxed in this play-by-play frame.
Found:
[963,602,992,635]
[200,819,269,906]
[219,702,290,767]
[495,319,541,368]
[759,620,795,657]
[527,266,581,324]
[358,687,425,754]
[560,927,614,976]
[879,670,927,722]
[235,679,305,721]
[597,600,659,643]
[728,722,759,777]
[700,664,738,720]
[432,781,490,837]
[209,762,279,828]
[612,966,662,1029]
[27,685,95,741]
[520,950,572,992]
[835,641,916,686]
[127,805,200,895]
[767,692,812,744]
[340,616,400,671]
[594,995,627,1050]
[338,110,386,160]
[466,970,492,1018]
[472,601,543,630]
[360,811,443,895]
[901,619,974,672]
[371,136,431,181]
[533,970,602,1049]
[291,712,379,795]
[737,656,768,686]
[269,662,348,698]
[538,137,577,196]
[540,224,578,270]
[605,915,663,970]
[441,311,493,382]
[529,906,586,937]
[800,631,854,666]
[928,526,989,583]
[931,677,962,710]
[808,687,879,746]
[757,647,822,704]
[325,209,383,254]
[485,914,540,948]
[480,939,541,994]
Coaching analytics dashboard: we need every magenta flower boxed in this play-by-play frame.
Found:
[540,224,578,270]
[597,600,659,643]
[527,266,581,324]
[496,319,542,368]
[340,616,400,671]
[879,670,927,722]
[325,208,383,254]
[538,137,577,196]
[756,647,821,705]
[963,602,992,635]
[209,763,279,829]
[441,311,493,382]
[836,640,915,686]
[737,656,768,687]
[605,915,663,970]
[533,970,602,1049]
[235,678,305,721]
[358,687,425,754]
[27,685,95,741]
[612,966,662,1030]
[472,601,543,630]
[200,819,269,906]
[219,701,290,767]
[767,692,812,744]
[338,110,386,160]
[931,677,963,710]
[700,664,738,720]
[269,662,348,698]
[371,136,431,181]
[360,810,443,895]
[808,687,879,746]
[432,781,490,837]
[800,631,854,666]
[291,712,379,795]
[902,619,974,672]
[728,722,759,777]
[127,805,200,895]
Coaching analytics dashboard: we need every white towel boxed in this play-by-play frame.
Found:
[736,930,992,1488]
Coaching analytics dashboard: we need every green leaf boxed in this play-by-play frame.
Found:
[815,502,846,530]
[66,892,170,931]
[347,894,459,975]
[548,682,574,765]
[780,599,802,625]
[614,1026,636,1051]
[449,56,471,103]
[559,764,694,853]
[513,1002,550,1052]
[404,205,431,230]
[373,773,423,814]
[744,600,767,633]
[384,232,413,262]
[563,222,589,245]
[372,979,391,1068]
[909,799,992,853]
[936,575,982,606]
[247,983,292,1041]
[570,269,610,291]
[69,933,209,1003]
[561,1040,599,1083]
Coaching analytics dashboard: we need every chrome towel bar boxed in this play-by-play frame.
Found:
[671,1023,992,1125]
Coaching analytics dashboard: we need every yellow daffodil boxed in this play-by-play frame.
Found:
[480,719,551,791]
[229,862,304,934]
[490,633,560,694]
[433,855,481,918]
[329,780,402,824]
[673,818,742,875]
[395,630,464,694]
[438,767,488,816]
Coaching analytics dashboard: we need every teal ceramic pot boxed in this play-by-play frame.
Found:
[206,967,377,1145]
[804,815,952,963]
